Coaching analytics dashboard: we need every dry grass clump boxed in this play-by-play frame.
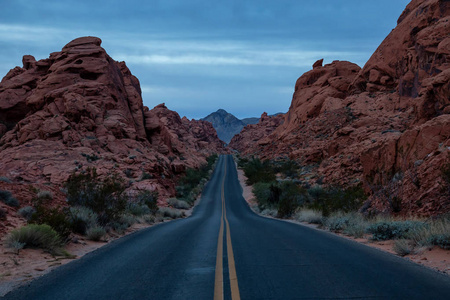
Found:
[5,224,64,255]
[295,209,323,224]
[167,198,190,209]
[159,207,185,219]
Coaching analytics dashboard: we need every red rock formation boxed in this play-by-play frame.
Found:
[229,112,284,155]
[0,36,224,216]
[231,0,450,216]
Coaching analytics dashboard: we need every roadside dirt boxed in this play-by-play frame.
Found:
[236,167,450,277]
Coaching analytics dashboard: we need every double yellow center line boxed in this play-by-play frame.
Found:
[214,161,241,300]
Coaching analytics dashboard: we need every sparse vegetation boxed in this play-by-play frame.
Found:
[367,220,425,241]
[295,209,323,224]
[176,154,218,204]
[159,207,184,219]
[0,207,7,220]
[0,190,19,207]
[86,226,106,241]
[0,176,11,183]
[29,206,72,242]
[168,198,190,209]
[68,206,98,235]
[393,239,414,256]
[18,206,36,221]
[66,168,127,225]
[37,190,53,200]
[5,224,64,255]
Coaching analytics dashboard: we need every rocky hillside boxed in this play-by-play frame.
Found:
[202,109,259,144]
[231,0,450,216]
[0,37,224,233]
[229,112,284,152]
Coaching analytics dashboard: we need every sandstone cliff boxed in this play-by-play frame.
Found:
[231,0,450,216]
[0,37,224,222]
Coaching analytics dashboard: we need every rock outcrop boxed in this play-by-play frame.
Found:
[231,0,450,216]
[229,112,284,154]
[0,36,224,214]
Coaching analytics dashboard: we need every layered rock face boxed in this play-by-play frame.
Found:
[0,37,224,207]
[231,0,450,216]
[229,112,284,153]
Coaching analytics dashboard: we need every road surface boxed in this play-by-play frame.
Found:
[4,155,450,299]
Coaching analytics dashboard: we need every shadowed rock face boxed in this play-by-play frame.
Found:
[0,37,224,208]
[231,0,450,216]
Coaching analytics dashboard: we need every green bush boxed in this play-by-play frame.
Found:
[68,206,98,235]
[324,212,368,238]
[66,168,127,225]
[367,221,425,241]
[18,206,36,221]
[29,206,72,242]
[176,154,217,203]
[274,160,299,178]
[134,190,159,214]
[0,190,19,207]
[86,226,106,241]
[308,185,366,216]
[5,224,63,255]
[242,158,276,185]
[127,202,151,216]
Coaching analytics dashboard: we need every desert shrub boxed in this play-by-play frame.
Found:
[277,181,305,218]
[118,214,137,228]
[142,214,156,224]
[159,207,184,219]
[66,168,127,225]
[0,207,6,220]
[127,202,151,216]
[242,158,276,185]
[29,206,72,242]
[393,239,414,256]
[18,206,36,221]
[0,190,19,207]
[37,190,53,200]
[308,185,366,216]
[0,176,11,183]
[168,198,190,209]
[176,154,217,203]
[252,182,272,208]
[296,209,323,224]
[140,172,152,180]
[274,160,299,178]
[5,224,63,255]
[134,190,159,214]
[68,206,98,235]
[410,217,450,249]
[323,212,369,237]
[441,162,450,196]
[86,226,106,241]
[367,220,425,241]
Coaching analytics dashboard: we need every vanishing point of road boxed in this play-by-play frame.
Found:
[4,155,450,299]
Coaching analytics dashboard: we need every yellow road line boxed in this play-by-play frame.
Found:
[214,158,241,300]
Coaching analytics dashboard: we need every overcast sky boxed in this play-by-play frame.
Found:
[0,0,410,119]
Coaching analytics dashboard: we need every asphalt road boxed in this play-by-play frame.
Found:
[4,155,450,299]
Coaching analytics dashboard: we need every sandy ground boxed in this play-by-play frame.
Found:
[236,167,450,277]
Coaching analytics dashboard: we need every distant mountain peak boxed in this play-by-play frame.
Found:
[202,109,260,144]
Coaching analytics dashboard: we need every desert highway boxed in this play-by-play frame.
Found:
[4,155,450,299]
